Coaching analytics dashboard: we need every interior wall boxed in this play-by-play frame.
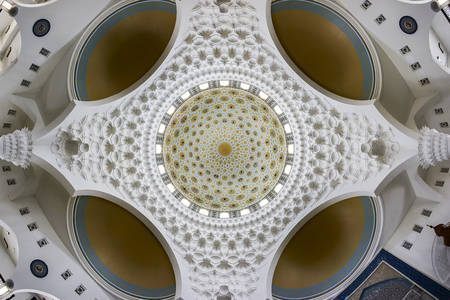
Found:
[37,43,73,124]
[35,170,73,255]
[0,195,114,299]
[374,39,415,124]
[379,171,415,246]
[35,0,139,124]
[0,242,15,279]
[0,226,18,264]
[385,199,449,288]
[0,160,27,201]
[422,93,450,134]
[0,101,32,135]
[0,9,20,75]
[382,163,450,288]
[424,159,450,196]
[430,11,450,73]
[0,224,17,279]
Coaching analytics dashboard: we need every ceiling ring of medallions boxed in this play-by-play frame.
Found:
[155,80,294,218]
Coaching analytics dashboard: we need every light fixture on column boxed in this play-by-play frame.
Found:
[434,0,449,8]
[431,0,450,23]
[0,279,13,298]
[0,1,18,17]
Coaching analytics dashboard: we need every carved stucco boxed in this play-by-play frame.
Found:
[45,0,408,298]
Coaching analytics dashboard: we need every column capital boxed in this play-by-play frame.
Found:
[418,127,450,168]
[0,128,32,168]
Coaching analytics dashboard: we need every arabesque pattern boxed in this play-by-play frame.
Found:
[51,0,400,298]
[159,85,290,214]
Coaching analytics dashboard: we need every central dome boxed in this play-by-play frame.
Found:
[157,82,293,217]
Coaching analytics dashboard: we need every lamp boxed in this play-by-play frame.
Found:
[431,0,450,12]
[0,1,18,17]
[435,0,450,7]
[0,279,13,298]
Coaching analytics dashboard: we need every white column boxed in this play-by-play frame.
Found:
[418,127,450,168]
[0,128,32,168]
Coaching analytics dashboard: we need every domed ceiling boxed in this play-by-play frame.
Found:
[9,0,425,299]
[74,0,176,101]
[158,84,292,215]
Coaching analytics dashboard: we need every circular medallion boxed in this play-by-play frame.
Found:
[399,16,417,35]
[32,19,51,37]
[30,259,48,278]
[156,81,294,218]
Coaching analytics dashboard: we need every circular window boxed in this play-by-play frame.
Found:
[156,81,294,218]
[399,16,418,35]
[30,259,49,278]
[32,19,51,37]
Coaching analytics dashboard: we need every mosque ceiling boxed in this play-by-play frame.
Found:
[27,0,421,298]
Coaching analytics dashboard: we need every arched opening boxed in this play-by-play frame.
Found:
[13,0,59,6]
[0,221,18,280]
[0,9,21,76]
[429,11,450,74]
[272,196,376,299]
[10,291,58,300]
[270,0,378,101]
[0,102,34,135]
[72,196,176,299]
[418,160,450,197]
[73,0,177,101]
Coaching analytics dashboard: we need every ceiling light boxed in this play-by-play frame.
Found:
[199,83,209,90]
[0,279,13,297]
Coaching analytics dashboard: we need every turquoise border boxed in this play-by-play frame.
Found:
[271,0,375,100]
[74,0,176,101]
[73,196,176,299]
[272,196,376,299]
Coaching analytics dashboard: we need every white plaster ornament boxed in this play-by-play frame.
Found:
[48,0,403,298]
[0,128,32,168]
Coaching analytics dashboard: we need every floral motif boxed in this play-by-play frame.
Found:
[51,0,399,298]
